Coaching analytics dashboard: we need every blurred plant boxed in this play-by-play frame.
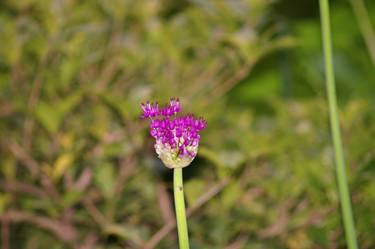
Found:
[0,1,289,247]
[348,0,375,67]
[0,0,374,248]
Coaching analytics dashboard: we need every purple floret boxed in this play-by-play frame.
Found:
[140,101,161,119]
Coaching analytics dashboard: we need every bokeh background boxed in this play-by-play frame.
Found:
[1,0,375,248]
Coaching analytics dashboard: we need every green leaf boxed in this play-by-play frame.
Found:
[35,92,83,134]
[94,163,115,199]
[0,193,11,214]
[221,181,242,208]
[61,191,83,209]
[184,179,206,206]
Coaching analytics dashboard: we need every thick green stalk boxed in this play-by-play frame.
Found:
[173,168,190,249]
[319,1,358,249]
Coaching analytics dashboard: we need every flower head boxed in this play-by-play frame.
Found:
[141,98,207,168]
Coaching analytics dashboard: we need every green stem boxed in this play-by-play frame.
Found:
[173,168,190,249]
[319,1,358,249]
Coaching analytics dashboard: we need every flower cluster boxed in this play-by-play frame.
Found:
[140,98,207,168]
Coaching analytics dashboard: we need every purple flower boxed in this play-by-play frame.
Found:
[140,98,207,168]
[140,101,161,119]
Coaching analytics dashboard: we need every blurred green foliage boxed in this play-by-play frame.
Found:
[0,0,375,249]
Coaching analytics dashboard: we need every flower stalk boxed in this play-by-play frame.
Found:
[319,1,358,248]
[174,168,190,249]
